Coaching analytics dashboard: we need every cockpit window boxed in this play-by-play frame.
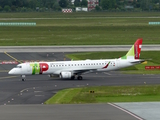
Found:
[15,66,22,68]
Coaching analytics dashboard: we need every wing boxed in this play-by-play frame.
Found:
[72,69,97,75]
[56,67,97,75]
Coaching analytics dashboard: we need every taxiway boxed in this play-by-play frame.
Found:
[0,52,159,120]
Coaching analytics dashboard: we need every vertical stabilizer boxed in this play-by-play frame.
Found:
[121,38,143,59]
[134,38,143,59]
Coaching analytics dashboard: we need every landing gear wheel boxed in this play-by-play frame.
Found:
[77,76,83,80]
[21,75,26,82]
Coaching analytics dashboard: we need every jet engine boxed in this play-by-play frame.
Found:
[60,72,72,79]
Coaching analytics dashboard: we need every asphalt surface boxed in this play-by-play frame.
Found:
[0,45,159,52]
[0,104,140,120]
[2,71,160,105]
[0,52,160,120]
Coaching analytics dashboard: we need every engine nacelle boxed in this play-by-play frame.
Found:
[60,72,72,79]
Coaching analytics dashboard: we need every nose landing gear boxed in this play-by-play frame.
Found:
[21,75,26,81]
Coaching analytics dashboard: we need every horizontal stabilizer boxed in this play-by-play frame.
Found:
[129,59,145,64]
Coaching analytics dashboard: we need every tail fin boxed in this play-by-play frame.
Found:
[121,38,143,59]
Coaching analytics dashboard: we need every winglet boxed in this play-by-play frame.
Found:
[121,38,143,59]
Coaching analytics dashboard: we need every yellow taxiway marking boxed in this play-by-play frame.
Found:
[0,70,9,72]
[0,76,18,80]
[142,61,147,64]
[4,51,22,63]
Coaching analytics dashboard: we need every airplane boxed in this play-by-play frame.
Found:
[8,38,144,81]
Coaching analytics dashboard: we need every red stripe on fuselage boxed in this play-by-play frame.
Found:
[103,62,110,69]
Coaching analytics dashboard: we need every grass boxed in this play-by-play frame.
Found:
[45,88,82,104]
[66,51,160,74]
[45,85,160,104]
[1,25,160,46]
[0,12,160,45]
[1,12,160,18]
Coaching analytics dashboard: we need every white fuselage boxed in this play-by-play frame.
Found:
[8,58,138,76]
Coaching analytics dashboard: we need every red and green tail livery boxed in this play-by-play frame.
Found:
[121,38,142,60]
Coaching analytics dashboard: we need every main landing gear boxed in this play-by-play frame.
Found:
[77,76,83,80]
[21,75,26,81]
[70,75,83,80]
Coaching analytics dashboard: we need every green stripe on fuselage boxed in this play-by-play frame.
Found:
[30,63,40,75]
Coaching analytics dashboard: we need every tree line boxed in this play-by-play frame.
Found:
[0,0,160,12]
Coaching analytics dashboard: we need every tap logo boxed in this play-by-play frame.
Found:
[30,63,49,75]
[40,63,49,74]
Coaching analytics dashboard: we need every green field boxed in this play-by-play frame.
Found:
[0,12,160,45]
[45,85,160,104]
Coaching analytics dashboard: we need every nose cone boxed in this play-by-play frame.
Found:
[8,69,14,75]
